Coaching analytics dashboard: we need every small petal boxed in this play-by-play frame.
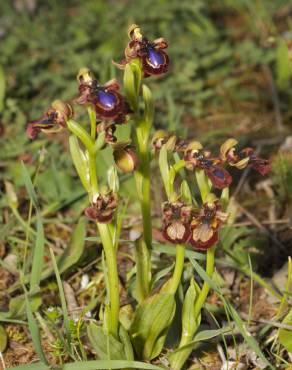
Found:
[220,138,238,161]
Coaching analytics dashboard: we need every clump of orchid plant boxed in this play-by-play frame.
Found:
[26,24,271,369]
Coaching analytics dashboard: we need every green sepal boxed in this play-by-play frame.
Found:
[220,187,229,210]
[67,119,94,153]
[195,169,210,202]
[93,131,106,153]
[180,180,194,205]
[124,60,142,113]
[158,144,171,198]
[69,135,91,193]
[140,84,154,141]
[107,165,119,193]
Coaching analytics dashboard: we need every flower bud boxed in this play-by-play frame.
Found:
[113,144,139,173]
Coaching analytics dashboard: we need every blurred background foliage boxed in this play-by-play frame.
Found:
[0,2,292,366]
[0,0,292,216]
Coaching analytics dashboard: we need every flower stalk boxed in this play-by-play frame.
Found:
[68,112,120,339]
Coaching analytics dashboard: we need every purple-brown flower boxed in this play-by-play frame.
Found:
[114,24,169,77]
[85,190,118,223]
[26,100,73,139]
[220,139,271,176]
[184,142,232,189]
[162,201,192,244]
[76,68,130,124]
[189,200,228,250]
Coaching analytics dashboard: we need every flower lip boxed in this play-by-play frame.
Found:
[162,201,192,244]
[96,89,118,109]
[76,74,129,123]
[189,201,228,250]
[184,147,232,189]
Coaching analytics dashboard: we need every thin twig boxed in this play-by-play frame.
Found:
[262,64,285,134]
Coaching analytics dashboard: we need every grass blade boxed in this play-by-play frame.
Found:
[0,65,5,112]
[188,255,275,369]
[49,247,71,345]
[30,213,45,293]
[24,292,48,365]
[20,161,39,210]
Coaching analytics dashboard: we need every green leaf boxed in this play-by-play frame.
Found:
[0,65,5,113]
[30,213,45,293]
[64,360,163,370]
[279,308,292,352]
[87,322,126,360]
[20,161,39,209]
[0,325,7,352]
[135,238,151,302]
[119,324,134,361]
[6,362,163,370]
[25,292,48,364]
[172,327,232,353]
[181,279,201,342]
[130,282,176,360]
[0,294,41,321]
[168,279,201,369]
[69,135,91,193]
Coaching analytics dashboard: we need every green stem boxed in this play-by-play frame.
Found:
[97,222,120,338]
[88,107,96,140]
[89,153,99,198]
[170,247,216,370]
[139,146,152,249]
[169,244,185,295]
[193,246,215,320]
